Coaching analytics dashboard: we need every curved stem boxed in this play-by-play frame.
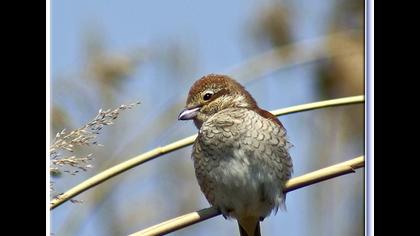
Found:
[130,156,364,236]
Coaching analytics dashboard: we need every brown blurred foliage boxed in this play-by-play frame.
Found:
[251,3,292,48]
[317,0,364,141]
[249,1,364,235]
[51,106,71,133]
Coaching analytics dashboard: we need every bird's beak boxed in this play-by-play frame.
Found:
[178,107,200,120]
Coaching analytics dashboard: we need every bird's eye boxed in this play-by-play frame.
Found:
[203,92,213,101]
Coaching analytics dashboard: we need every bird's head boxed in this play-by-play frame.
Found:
[178,74,258,129]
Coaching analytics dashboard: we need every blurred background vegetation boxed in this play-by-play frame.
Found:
[50,0,364,235]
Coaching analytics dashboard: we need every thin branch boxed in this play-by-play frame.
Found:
[268,95,364,116]
[50,95,364,210]
[130,156,364,236]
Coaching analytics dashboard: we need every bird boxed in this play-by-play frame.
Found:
[178,74,293,236]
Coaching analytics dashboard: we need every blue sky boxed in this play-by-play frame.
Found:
[52,0,332,76]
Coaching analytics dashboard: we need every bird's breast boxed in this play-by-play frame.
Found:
[192,108,292,219]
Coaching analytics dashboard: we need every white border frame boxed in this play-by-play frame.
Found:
[366,0,374,235]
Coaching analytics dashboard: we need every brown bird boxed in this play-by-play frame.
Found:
[178,74,293,236]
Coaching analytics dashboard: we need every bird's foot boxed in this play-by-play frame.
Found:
[221,208,233,219]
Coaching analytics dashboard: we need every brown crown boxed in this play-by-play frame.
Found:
[187,73,283,127]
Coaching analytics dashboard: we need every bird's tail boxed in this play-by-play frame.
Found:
[238,218,261,236]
